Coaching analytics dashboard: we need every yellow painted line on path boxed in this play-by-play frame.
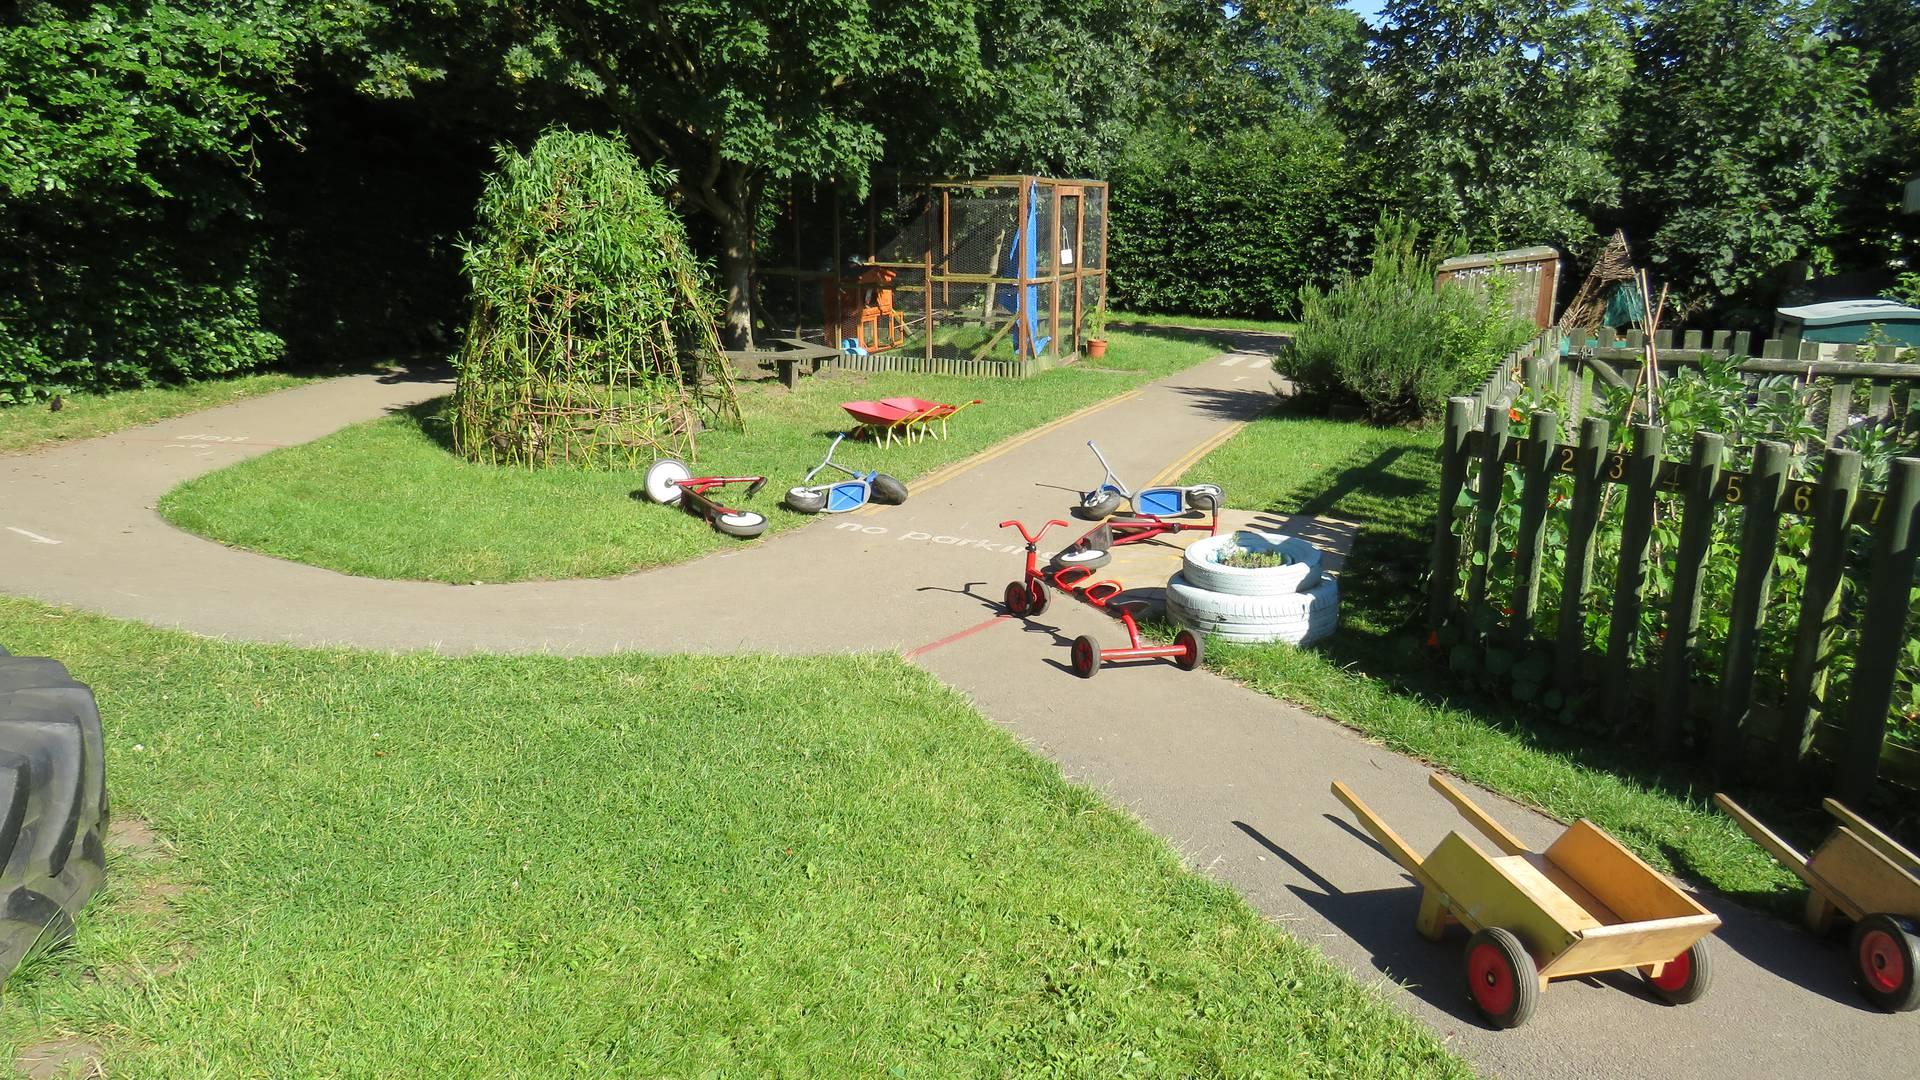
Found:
[1147,421,1246,488]
[895,389,1145,502]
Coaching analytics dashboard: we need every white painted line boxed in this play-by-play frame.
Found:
[6,527,61,545]
[1217,356,1243,367]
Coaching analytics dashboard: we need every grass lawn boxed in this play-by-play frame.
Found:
[0,374,317,456]
[1178,414,1803,909]
[1110,311,1300,336]
[159,330,1218,583]
[0,596,1466,1077]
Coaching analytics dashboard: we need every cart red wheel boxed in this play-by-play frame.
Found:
[1174,629,1203,671]
[1027,581,1050,616]
[1852,914,1920,1012]
[1070,636,1101,678]
[1641,938,1714,1005]
[1464,927,1539,1029]
[1003,581,1032,617]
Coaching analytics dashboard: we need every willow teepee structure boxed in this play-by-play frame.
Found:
[452,130,741,468]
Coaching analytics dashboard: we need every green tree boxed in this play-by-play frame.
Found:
[1618,0,1872,318]
[1335,0,1631,253]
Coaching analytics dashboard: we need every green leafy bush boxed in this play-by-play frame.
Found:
[0,1,295,405]
[1109,118,1371,319]
[1280,219,1534,422]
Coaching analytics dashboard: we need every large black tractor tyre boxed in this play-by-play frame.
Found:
[0,647,108,982]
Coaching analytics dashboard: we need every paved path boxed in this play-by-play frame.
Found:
[3,347,1912,1079]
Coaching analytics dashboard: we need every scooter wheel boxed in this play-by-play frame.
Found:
[1004,580,1032,616]
[644,458,692,504]
[1070,636,1101,678]
[1076,490,1124,520]
[1188,486,1221,512]
[870,473,909,505]
[1174,629,1204,671]
[785,486,828,513]
[1051,545,1111,570]
[713,511,767,539]
[1027,581,1050,616]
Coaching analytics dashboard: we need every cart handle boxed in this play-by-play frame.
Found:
[1714,793,1866,920]
[1429,774,1531,856]
[999,519,1072,545]
[1331,781,1438,887]
[1824,798,1920,876]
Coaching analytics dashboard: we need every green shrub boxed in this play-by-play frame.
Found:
[1279,219,1533,422]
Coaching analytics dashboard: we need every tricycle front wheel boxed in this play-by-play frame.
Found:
[1641,938,1714,1005]
[1004,581,1032,617]
[1852,914,1920,1012]
[1465,927,1539,1029]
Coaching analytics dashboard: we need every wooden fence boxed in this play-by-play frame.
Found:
[1429,329,1920,799]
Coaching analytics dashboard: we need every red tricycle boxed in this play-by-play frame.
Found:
[1048,495,1221,574]
[643,458,769,538]
[1000,518,1204,678]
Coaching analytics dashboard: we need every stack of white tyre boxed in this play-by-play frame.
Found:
[1166,529,1338,645]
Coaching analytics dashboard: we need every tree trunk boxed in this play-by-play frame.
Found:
[715,166,758,351]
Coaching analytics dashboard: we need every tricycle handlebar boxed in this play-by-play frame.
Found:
[998,518,1073,544]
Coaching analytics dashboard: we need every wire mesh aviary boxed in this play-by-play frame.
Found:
[451,130,741,468]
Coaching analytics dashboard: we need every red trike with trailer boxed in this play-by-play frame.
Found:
[999,518,1205,678]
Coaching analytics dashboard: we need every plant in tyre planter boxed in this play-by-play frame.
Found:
[1084,311,1109,359]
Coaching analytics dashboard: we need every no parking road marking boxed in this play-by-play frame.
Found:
[6,527,61,545]
[833,521,1027,554]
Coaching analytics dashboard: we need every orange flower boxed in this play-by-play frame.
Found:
[1508,407,1522,423]
[1426,630,1440,648]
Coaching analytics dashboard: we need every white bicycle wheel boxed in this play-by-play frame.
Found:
[1180,529,1322,596]
[644,458,692,504]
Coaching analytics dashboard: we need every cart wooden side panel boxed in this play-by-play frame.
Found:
[1544,819,1715,923]
[1424,833,1586,961]
[1538,915,1722,980]
[1808,828,1920,919]
[1823,798,1920,878]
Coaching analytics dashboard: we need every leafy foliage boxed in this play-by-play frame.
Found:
[1335,0,1631,255]
[1109,117,1370,319]
[450,131,739,468]
[1617,0,1874,318]
[0,0,297,403]
[1280,218,1534,421]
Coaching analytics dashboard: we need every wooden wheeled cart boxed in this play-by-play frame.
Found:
[1715,793,1920,1012]
[1332,774,1722,1028]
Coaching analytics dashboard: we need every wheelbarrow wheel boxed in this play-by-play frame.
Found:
[1641,938,1714,1005]
[870,473,909,505]
[1174,629,1204,671]
[784,486,828,513]
[1004,581,1032,617]
[1070,636,1101,678]
[713,511,767,539]
[1464,928,1539,1029]
[1026,581,1050,616]
[1851,914,1920,1012]
[644,458,692,504]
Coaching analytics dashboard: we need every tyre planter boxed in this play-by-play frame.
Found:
[0,647,108,982]
[1166,572,1338,645]
[1180,529,1322,596]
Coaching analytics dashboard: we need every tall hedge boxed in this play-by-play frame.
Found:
[1108,119,1373,320]
[0,1,294,404]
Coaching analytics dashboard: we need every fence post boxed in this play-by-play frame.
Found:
[1555,417,1611,691]
[1466,406,1511,632]
[1656,431,1726,754]
[1429,398,1476,628]
[1714,440,1791,781]
[1782,448,1861,774]
[1509,411,1560,644]
[1835,457,1920,801]
[1603,423,1664,729]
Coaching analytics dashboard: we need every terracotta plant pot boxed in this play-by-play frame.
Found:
[1085,338,1109,359]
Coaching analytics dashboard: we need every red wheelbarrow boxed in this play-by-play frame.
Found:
[841,397,982,446]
